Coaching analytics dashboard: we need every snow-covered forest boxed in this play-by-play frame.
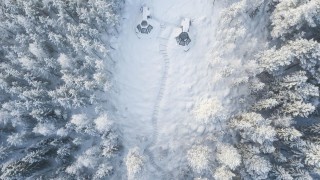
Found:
[0,0,123,179]
[1,0,320,179]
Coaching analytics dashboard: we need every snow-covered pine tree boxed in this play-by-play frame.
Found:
[257,39,320,81]
[216,143,241,170]
[187,145,211,173]
[125,147,145,180]
[271,0,320,39]
[253,71,319,117]
[230,112,276,147]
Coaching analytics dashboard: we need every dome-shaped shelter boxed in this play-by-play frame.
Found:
[137,20,153,34]
[176,32,191,46]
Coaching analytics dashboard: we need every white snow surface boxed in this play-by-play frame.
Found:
[181,18,190,32]
[109,0,246,178]
[142,6,151,20]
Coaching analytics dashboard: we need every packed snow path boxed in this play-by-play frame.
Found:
[109,0,245,178]
[144,33,171,177]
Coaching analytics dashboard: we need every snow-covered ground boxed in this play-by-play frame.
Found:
[109,0,245,178]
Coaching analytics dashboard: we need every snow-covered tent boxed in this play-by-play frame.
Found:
[176,32,191,46]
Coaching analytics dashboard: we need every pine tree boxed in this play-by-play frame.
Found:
[271,0,320,38]
[243,154,271,180]
[231,112,276,146]
[125,147,145,179]
[216,143,241,170]
[257,39,320,76]
[187,145,211,173]
[213,166,235,180]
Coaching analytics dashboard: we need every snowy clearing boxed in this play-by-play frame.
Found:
[109,0,246,178]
